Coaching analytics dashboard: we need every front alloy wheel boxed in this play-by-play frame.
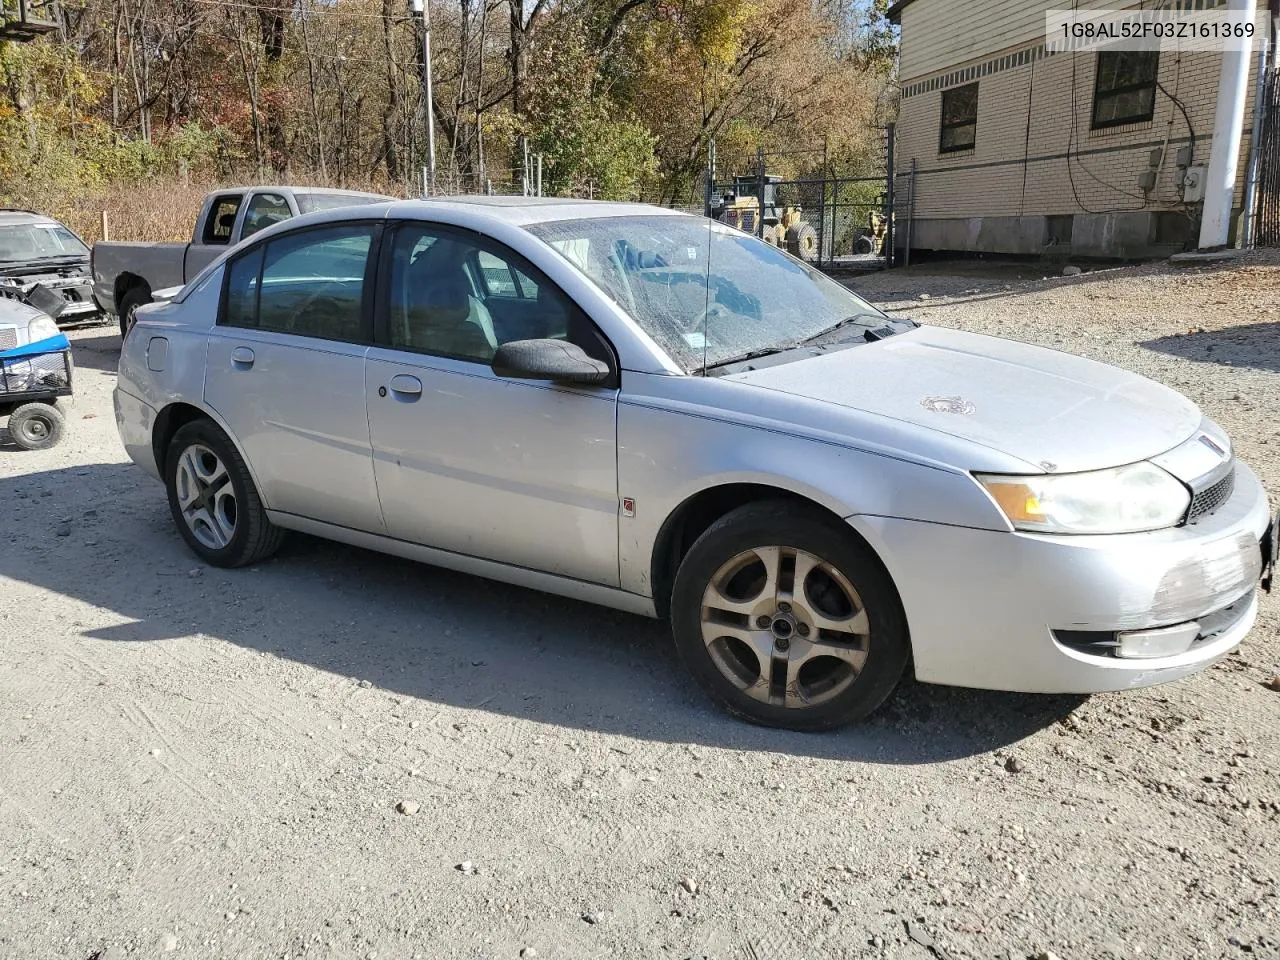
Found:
[701,546,870,709]
[671,500,908,729]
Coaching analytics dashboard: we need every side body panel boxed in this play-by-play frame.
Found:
[615,371,1018,598]
[365,349,620,585]
[114,268,224,478]
[203,329,384,533]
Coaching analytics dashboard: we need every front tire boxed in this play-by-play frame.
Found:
[8,402,65,450]
[164,419,284,567]
[670,500,909,730]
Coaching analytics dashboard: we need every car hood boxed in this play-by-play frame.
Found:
[728,326,1201,473]
[0,298,48,328]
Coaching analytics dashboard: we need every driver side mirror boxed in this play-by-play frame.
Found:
[490,339,611,386]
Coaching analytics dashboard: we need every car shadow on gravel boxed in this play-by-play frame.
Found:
[0,463,1085,764]
[1140,322,1280,373]
[67,330,122,373]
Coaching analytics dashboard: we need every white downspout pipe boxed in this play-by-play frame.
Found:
[1198,0,1259,249]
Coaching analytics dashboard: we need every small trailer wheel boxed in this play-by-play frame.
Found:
[8,402,66,451]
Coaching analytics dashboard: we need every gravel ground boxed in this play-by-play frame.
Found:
[2,251,1279,960]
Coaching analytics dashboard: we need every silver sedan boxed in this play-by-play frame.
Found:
[114,198,1277,729]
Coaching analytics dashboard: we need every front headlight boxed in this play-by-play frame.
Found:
[976,462,1191,534]
[27,313,59,343]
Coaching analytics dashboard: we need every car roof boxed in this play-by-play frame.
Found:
[217,186,391,199]
[0,210,60,227]
[387,196,688,227]
[229,195,695,252]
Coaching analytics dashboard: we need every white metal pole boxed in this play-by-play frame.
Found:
[1198,0,1258,249]
[413,0,436,195]
[536,153,542,197]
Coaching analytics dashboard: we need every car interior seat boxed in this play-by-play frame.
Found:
[400,247,498,359]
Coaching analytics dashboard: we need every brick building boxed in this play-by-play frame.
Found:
[888,0,1279,258]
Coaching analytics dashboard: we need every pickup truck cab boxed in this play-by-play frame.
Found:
[92,186,390,336]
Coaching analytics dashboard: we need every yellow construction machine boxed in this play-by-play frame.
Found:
[710,175,819,261]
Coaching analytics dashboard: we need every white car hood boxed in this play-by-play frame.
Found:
[729,326,1201,473]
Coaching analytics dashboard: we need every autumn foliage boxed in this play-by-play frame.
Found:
[1,0,895,240]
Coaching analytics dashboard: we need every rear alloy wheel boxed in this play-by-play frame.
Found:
[671,501,908,729]
[165,419,284,567]
[174,442,239,551]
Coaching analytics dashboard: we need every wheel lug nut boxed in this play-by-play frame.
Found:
[756,616,772,628]
[777,602,791,613]
[775,637,791,652]
[797,623,810,637]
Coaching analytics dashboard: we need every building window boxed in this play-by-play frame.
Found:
[1092,50,1159,129]
[939,82,978,153]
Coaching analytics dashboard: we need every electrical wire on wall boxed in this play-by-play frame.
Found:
[1017,49,1036,215]
[1066,29,1150,210]
[1063,0,1176,214]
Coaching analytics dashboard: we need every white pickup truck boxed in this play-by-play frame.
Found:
[91,185,390,336]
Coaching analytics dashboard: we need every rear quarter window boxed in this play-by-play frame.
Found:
[222,246,264,327]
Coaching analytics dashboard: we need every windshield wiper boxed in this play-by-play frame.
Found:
[26,254,88,263]
[798,311,886,346]
[697,344,795,374]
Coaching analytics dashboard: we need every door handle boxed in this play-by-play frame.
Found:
[388,374,423,398]
[231,346,255,368]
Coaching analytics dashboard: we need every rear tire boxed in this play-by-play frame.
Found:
[164,419,284,567]
[8,402,65,451]
[670,500,908,730]
[118,286,151,339]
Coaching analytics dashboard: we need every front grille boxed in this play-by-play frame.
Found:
[1186,467,1236,523]
[0,327,17,350]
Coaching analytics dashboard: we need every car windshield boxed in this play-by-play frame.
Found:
[295,192,385,214]
[0,222,90,262]
[526,214,886,373]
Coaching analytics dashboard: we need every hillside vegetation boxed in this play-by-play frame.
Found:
[1,0,895,241]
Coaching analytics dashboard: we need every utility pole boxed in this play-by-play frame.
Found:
[411,0,436,195]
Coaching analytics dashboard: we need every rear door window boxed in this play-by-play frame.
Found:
[220,225,376,343]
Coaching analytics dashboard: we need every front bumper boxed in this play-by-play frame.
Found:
[849,460,1272,694]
